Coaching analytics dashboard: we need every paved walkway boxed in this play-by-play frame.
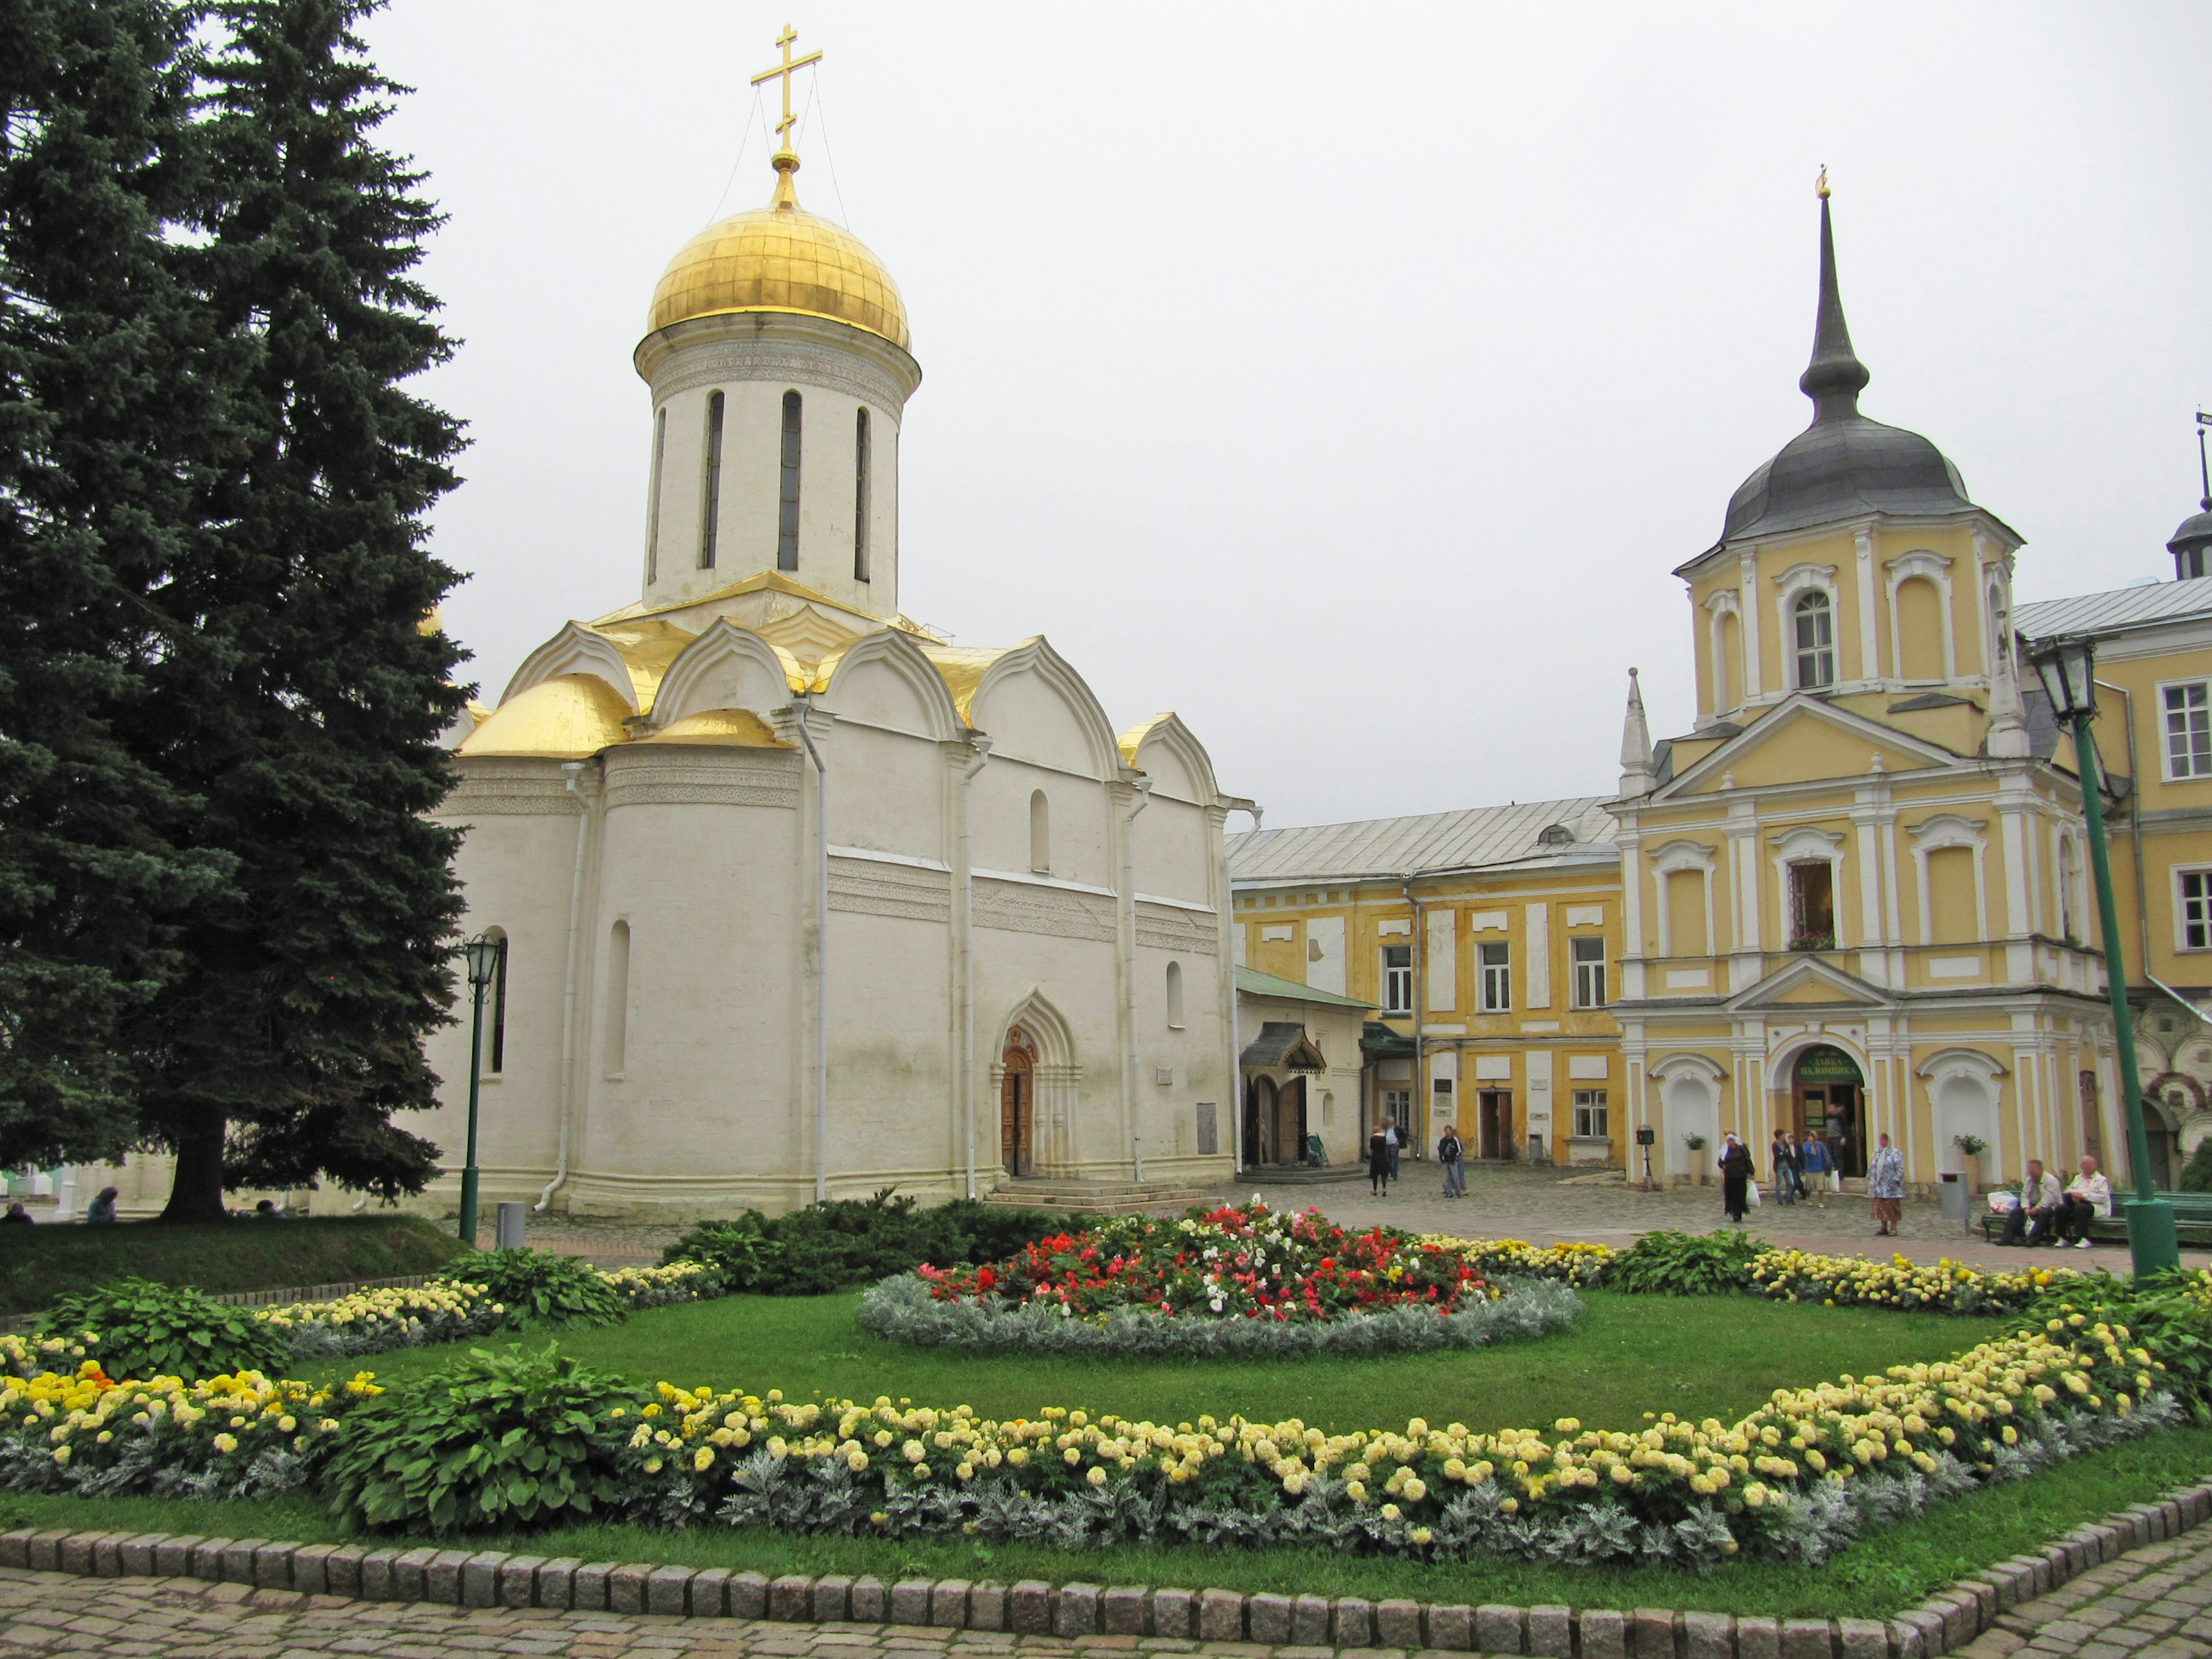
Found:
[1963,1518,2212,1659]
[7,1527,2212,1659]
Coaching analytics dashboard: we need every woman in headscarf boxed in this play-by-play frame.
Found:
[1718,1132,1755,1224]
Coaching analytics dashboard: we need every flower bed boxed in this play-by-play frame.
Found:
[863,1201,1563,1356]
[1422,1233,2082,1315]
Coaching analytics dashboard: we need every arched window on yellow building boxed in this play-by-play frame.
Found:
[1793,590,1835,690]
[1895,576,1946,682]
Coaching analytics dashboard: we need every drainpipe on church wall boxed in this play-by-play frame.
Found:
[958,734,993,1200]
[1120,777,1154,1183]
[792,699,831,1205]
[536,757,600,1212]
[1403,876,1426,1159]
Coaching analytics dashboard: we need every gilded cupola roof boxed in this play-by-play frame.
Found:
[1710,184,1975,552]
[646,157,908,349]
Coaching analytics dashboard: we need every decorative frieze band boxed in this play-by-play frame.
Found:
[975,877,1116,945]
[1137,902,1219,957]
[652,340,908,416]
[603,752,800,812]
[436,768,581,817]
[829,857,951,924]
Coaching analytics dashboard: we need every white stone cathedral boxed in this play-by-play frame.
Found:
[423,122,1243,1218]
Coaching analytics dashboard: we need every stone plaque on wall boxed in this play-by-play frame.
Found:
[1195,1102,1218,1156]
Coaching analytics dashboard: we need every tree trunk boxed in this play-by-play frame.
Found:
[158,1115,229,1223]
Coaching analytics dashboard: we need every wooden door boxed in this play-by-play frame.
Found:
[1478,1090,1512,1160]
[1001,1032,1036,1177]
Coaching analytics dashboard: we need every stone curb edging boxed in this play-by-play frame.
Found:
[3,1480,2207,1655]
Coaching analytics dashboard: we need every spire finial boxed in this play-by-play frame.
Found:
[1618,667,1656,798]
[1799,170,1870,422]
[751,23,823,210]
[1815,165,1830,200]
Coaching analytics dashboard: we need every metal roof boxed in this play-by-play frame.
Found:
[1234,965,1374,1010]
[2014,578,2212,642]
[1228,796,1619,885]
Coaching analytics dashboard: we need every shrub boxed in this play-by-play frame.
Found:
[449,1249,624,1326]
[40,1278,289,1381]
[661,1190,1090,1295]
[2179,1137,2212,1194]
[323,1344,640,1533]
[1606,1229,1766,1297]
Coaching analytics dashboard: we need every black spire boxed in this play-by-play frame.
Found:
[1798,181,1870,423]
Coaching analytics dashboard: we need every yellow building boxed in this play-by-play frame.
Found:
[1230,192,2212,1197]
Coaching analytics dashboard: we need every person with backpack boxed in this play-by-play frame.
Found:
[1438,1124,1467,1198]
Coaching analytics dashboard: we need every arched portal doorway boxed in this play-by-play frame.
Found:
[1001,1029,1037,1177]
[1794,1044,1866,1176]
[1243,1075,1275,1166]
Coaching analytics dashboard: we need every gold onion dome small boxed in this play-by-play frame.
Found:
[646,154,908,350]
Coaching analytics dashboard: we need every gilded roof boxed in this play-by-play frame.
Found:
[1116,713,1176,767]
[592,618,698,715]
[918,644,1021,723]
[460,675,634,760]
[642,709,792,748]
[647,186,908,349]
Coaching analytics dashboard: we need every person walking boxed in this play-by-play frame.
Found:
[1867,1132,1905,1236]
[1800,1131,1832,1198]
[1384,1116,1403,1183]
[1719,1133,1755,1223]
[2056,1156,2111,1249]
[2003,1159,2065,1247]
[1768,1130,1800,1206]
[1368,1120,1392,1198]
[1438,1124,1467,1198]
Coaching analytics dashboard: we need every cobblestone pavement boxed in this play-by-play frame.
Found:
[1210,1167,2212,1277]
[9,1527,2212,1659]
[1961,1518,2212,1659]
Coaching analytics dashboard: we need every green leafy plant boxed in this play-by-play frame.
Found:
[1955,1134,1990,1158]
[662,1191,1092,1296]
[1606,1229,1766,1297]
[1681,1133,1709,1152]
[323,1344,639,1533]
[2018,1269,2212,1417]
[449,1250,624,1326]
[40,1278,289,1381]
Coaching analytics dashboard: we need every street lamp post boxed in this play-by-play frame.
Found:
[459,931,507,1248]
[2029,635,2181,1277]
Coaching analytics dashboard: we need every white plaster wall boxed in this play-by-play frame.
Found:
[1131,795,1213,905]
[823,721,948,863]
[970,759,1114,891]
[975,928,1124,1175]
[1134,944,1225,1169]
[828,908,956,1185]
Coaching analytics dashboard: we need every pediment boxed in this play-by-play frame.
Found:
[1660,696,1960,799]
[1725,954,1893,1012]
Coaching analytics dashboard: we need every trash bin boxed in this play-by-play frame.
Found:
[495,1201,527,1250]
[1938,1172,1968,1222]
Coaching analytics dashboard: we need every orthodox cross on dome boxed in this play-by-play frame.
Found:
[752,23,823,183]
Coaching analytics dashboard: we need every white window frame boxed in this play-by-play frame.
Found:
[1772,562,1841,692]
[1381,945,1413,1014]
[1570,935,1607,1008]
[1479,941,1512,1012]
[1882,550,1957,685]
[2175,866,2212,953]
[2160,679,2212,782]
[1571,1089,1609,1139]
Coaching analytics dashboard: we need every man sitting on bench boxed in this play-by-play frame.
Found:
[2002,1158,2065,1247]
[2055,1156,2111,1249]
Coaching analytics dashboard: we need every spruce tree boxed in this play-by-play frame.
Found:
[127,0,468,1221]
[0,0,234,1166]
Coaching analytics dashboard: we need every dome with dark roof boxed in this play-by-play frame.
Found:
[1711,193,1976,550]
[2171,506,2212,562]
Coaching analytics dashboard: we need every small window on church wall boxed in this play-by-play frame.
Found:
[1029,790,1050,874]
[1896,577,1945,681]
[1927,845,1978,944]
[1787,862,1835,950]
[1166,961,1184,1029]
[1793,590,1835,690]
[699,392,725,570]
[604,920,631,1077]
[854,407,871,582]
[777,390,802,571]
[645,407,665,585]
[486,926,509,1074]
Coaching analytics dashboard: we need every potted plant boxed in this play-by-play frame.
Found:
[1954,1132,1988,1194]
[1682,1131,1710,1186]
[1787,930,1837,953]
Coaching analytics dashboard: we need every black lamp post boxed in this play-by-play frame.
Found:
[2028,634,2180,1276]
[459,931,507,1247]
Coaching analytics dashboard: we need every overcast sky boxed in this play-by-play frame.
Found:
[359,2,2212,830]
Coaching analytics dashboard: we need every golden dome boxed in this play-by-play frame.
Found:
[647,164,908,349]
[460,675,633,760]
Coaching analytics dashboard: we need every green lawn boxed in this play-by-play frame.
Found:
[308,1287,2014,1437]
[3,1427,2203,1620]
[0,1216,464,1316]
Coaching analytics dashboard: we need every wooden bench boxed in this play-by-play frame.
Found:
[1976,1192,2212,1250]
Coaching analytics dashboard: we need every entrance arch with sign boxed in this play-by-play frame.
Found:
[1793,1044,1866,1176]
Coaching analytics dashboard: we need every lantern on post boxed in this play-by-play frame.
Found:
[457,931,507,1247]
[2027,633,2179,1275]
